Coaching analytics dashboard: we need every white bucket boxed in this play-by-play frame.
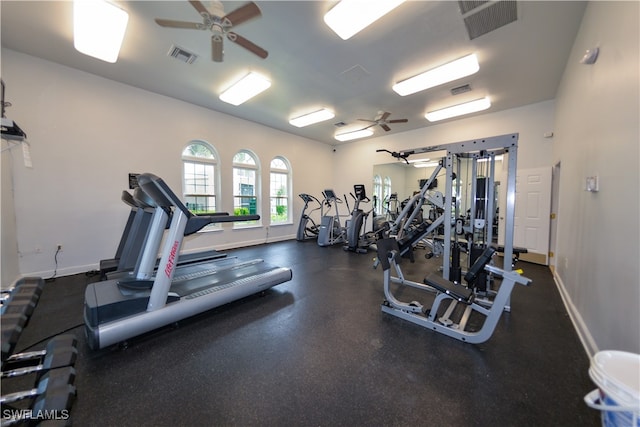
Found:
[584,350,640,427]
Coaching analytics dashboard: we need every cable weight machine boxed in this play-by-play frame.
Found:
[377,133,523,316]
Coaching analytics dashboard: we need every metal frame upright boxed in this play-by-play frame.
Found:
[394,133,519,279]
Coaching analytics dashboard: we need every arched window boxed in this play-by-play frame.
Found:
[373,175,382,215]
[383,176,392,207]
[233,150,260,226]
[270,157,291,224]
[182,141,218,213]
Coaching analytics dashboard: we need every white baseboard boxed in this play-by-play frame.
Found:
[553,270,599,358]
[23,263,100,280]
[206,235,296,251]
[23,236,297,278]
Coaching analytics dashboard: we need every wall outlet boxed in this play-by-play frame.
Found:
[57,244,63,251]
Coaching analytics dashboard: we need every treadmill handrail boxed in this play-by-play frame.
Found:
[138,173,260,235]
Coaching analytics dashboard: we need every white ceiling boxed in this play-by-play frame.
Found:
[1,1,587,145]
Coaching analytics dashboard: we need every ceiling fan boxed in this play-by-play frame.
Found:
[358,111,408,132]
[155,1,268,63]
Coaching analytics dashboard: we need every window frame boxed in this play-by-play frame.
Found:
[373,175,382,216]
[232,150,261,227]
[269,156,292,225]
[181,140,219,231]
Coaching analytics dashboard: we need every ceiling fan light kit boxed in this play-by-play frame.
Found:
[425,97,491,122]
[219,72,271,106]
[324,0,406,40]
[73,0,129,63]
[289,109,335,128]
[392,54,480,96]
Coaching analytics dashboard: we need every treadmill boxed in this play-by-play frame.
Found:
[84,173,293,350]
[98,190,153,276]
[100,187,225,280]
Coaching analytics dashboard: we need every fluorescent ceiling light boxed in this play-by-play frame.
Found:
[425,97,491,122]
[219,72,271,106]
[73,0,129,63]
[289,109,335,128]
[414,161,439,168]
[392,54,479,96]
[324,0,406,40]
[334,128,374,142]
[478,155,504,162]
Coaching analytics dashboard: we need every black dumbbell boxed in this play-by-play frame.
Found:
[1,313,28,362]
[1,277,44,303]
[1,345,77,379]
[1,297,38,323]
[1,278,43,317]
[1,366,76,420]
[2,335,77,372]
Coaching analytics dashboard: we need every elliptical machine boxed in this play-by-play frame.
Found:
[344,184,370,253]
[317,189,346,247]
[344,184,385,253]
[296,193,322,241]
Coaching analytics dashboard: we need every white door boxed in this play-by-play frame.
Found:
[513,167,552,265]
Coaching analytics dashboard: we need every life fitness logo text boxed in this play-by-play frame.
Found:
[164,240,180,278]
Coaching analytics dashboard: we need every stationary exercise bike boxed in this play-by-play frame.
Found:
[296,193,322,241]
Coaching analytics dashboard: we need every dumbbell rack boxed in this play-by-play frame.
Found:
[1,277,77,426]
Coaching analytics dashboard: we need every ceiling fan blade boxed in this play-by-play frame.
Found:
[380,124,392,132]
[388,119,408,123]
[379,111,391,121]
[363,123,377,131]
[211,35,223,62]
[188,0,209,16]
[357,118,376,123]
[222,2,261,27]
[227,32,268,59]
[155,18,202,29]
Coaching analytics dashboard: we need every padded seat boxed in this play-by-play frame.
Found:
[424,273,474,304]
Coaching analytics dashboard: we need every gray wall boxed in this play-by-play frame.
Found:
[552,1,639,354]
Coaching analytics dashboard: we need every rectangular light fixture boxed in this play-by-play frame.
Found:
[407,158,430,164]
[392,54,479,96]
[414,161,439,168]
[73,0,129,63]
[289,109,335,128]
[219,72,271,106]
[334,128,374,142]
[425,97,491,122]
[324,0,406,40]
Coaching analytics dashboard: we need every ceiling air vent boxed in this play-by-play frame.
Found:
[451,84,472,95]
[462,1,518,40]
[334,121,347,127]
[167,45,198,64]
[458,1,488,15]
